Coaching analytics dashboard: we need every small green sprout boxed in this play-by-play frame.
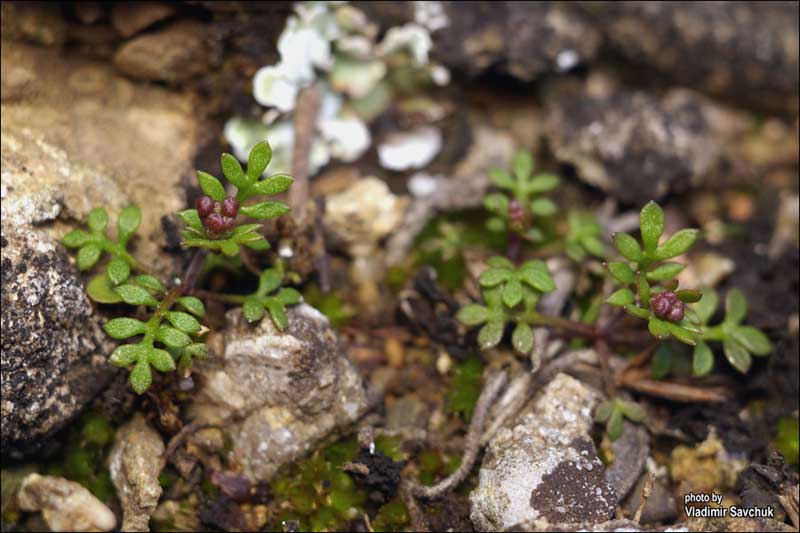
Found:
[594,398,646,441]
[605,201,702,346]
[179,141,293,256]
[103,276,207,394]
[242,267,302,331]
[484,150,560,243]
[457,256,556,354]
[692,288,772,375]
[420,221,465,262]
[62,205,142,302]
[563,210,605,262]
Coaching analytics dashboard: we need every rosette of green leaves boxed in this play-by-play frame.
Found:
[456,256,556,354]
[564,210,605,262]
[62,205,143,303]
[102,276,207,393]
[605,201,701,345]
[594,398,646,441]
[180,141,293,256]
[484,151,560,240]
[242,267,302,331]
[691,288,772,376]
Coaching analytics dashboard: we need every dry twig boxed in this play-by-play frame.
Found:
[633,473,655,523]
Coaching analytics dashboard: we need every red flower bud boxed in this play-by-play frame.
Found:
[221,197,239,218]
[651,291,685,322]
[222,216,236,231]
[203,213,226,235]
[195,195,215,218]
[509,199,525,222]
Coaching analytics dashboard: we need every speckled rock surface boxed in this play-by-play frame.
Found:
[544,75,744,205]
[17,473,116,532]
[108,413,165,532]
[1,40,201,453]
[190,304,367,482]
[470,373,616,531]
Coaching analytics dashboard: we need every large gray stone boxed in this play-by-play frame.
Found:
[190,304,367,481]
[470,373,616,531]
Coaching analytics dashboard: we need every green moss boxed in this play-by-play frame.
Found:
[372,496,409,532]
[446,354,484,421]
[374,435,406,462]
[302,284,356,328]
[775,415,799,465]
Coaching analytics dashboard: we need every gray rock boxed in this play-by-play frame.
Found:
[190,304,367,481]
[544,76,742,204]
[605,420,649,500]
[114,20,212,84]
[581,1,799,114]
[470,373,616,531]
[17,473,116,532]
[108,414,165,532]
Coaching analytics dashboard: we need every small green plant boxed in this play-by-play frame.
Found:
[484,151,560,244]
[691,288,772,375]
[456,256,556,354]
[63,141,298,393]
[563,210,605,262]
[594,398,646,441]
[605,201,702,345]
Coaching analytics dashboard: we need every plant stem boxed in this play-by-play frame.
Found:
[700,324,725,341]
[190,289,247,304]
[528,312,601,338]
[289,82,321,219]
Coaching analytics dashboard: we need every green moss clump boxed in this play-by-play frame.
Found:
[302,285,356,328]
[446,354,484,421]
[775,415,799,465]
[372,496,409,532]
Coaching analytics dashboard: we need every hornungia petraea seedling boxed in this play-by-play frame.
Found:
[458,177,774,439]
[63,141,300,394]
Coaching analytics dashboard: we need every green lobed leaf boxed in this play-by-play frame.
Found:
[607,408,623,441]
[251,174,294,196]
[608,262,635,284]
[156,325,191,348]
[221,239,239,256]
[648,317,670,339]
[639,201,664,254]
[62,229,92,248]
[518,261,555,292]
[77,243,102,271]
[183,343,209,360]
[178,209,203,232]
[731,326,772,356]
[619,400,646,422]
[624,305,651,320]
[723,337,751,373]
[637,276,651,307]
[457,304,490,326]
[166,311,201,335]
[693,289,718,324]
[501,278,523,308]
[148,348,176,372]
[724,289,747,325]
[488,169,515,190]
[650,345,673,380]
[117,205,141,245]
[240,200,290,220]
[486,217,506,233]
[247,141,272,182]
[114,284,159,307]
[243,297,265,323]
[646,262,685,281]
[266,302,289,331]
[129,360,152,394]
[511,322,534,354]
[479,267,512,288]
[526,173,560,194]
[197,171,226,201]
[483,193,509,216]
[257,268,282,295]
[607,288,634,306]
[667,323,697,346]
[103,317,146,339]
[692,341,714,377]
[177,296,205,318]
[530,197,557,216]
[511,151,533,180]
[580,235,605,257]
[109,343,144,367]
[612,233,643,262]
[244,237,270,250]
[676,289,702,303]
[86,273,123,303]
[136,275,166,293]
[221,152,248,189]
[487,256,514,269]
[595,400,614,422]
[87,207,109,233]
[477,319,504,350]
[655,229,699,260]
[106,257,130,285]
[274,287,301,306]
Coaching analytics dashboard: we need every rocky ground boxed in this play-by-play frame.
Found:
[1,2,798,532]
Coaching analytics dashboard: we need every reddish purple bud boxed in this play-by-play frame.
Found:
[221,197,239,218]
[651,291,685,322]
[203,213,226,235]
[222,216,236,231]
[195,195,215,218]
[509,199,525,222]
